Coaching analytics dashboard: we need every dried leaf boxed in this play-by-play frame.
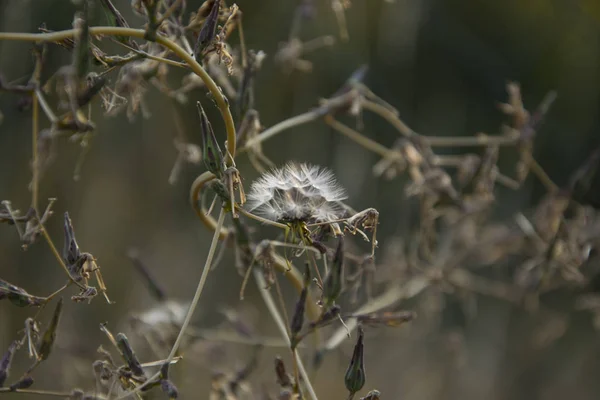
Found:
[0,279,45,307]
[37,298,63,360]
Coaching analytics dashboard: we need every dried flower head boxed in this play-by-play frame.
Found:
[246,162,347,223]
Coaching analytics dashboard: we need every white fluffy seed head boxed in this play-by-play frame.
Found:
[246,162,348,223]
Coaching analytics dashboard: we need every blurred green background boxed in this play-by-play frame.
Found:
[2,0,600,399]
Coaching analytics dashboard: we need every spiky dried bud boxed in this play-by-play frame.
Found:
[116,333,145,377]
[9,376,34,391]
[274,357,292,388]
[160,364,179,399]
[161,379,179,399]
[63,212,87,280]
[197,102,225,178]
[345,325,366,396]
[0,341,18,387]
[246,162,347,223]
[290,264,311,346]
[323,237,344,306]
[194,0,220,61]
[0,279,45,307]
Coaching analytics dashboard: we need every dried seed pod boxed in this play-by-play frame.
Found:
[37,298,63,360]
[323,237,344,306]
[194,0,220,61]
[116,333,145,377]
[290,264,311,346]
[9,376,34,391]
[345,325,366,396]
[197,102,225,178]
[0,279,45,307]
[0,341,18,387]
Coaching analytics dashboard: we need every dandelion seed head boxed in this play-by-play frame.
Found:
[246,162,348,223]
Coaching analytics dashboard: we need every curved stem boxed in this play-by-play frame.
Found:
[0,27,237,161]
[190,171,230,240]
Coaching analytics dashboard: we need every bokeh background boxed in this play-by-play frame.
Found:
[2,0,600,399]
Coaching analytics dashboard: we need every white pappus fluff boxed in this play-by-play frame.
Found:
[246,162,348,223]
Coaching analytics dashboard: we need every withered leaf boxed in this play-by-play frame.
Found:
[37,298,64,360]
[0,279,45,307]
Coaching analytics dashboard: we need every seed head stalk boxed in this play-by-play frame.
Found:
[118,208,226,399]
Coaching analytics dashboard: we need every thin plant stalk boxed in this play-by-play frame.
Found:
[117,208,226,399]
[168,208,226,361]
[236,205,289,229]
[0,388,107,398]
[35,89,57,123]
[238,18,248,68]
[31,93,39,211]
[254,270,319,400]
[362,99,414,137]
[241,110,320,150]
[324,115,390,157]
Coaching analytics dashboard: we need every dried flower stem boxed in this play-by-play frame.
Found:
[168,208,225,357]
[254,270,319,400]
[363,99,414,137]
[31,93,39,211]
[117,208,226,399]
[236,206,289,229]
[35,89,57,123]
[423,133,519,147]
[238,19,248,69]
[364,98,522,148]
[0,388,106,398]
[522,151,559,192]
[0,27,237,160]
[321,276,429,353]
[242,110,321,150]
[324,115,389,157]
[157,0,184,24]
